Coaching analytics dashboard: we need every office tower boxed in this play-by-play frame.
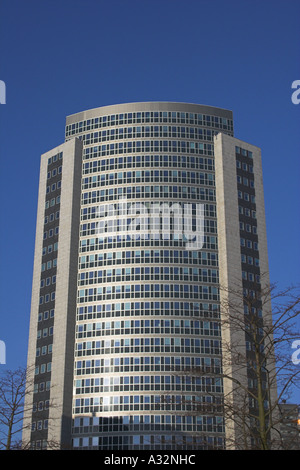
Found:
[23,102,273,450]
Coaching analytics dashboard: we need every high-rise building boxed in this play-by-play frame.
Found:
[23,102,275,450]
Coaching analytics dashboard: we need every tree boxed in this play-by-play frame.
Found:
[0,366,60,450]
[173,281,300,450]
[0,367,29,449]
[220,281,300,449]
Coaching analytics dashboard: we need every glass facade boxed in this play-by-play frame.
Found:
[67,103,234,450]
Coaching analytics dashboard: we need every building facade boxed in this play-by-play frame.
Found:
[278,404,300,450]
[23,102,274,450]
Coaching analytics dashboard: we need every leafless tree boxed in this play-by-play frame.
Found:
[0,367,30,449]
[219,281,300,449]
[0,366,61,450]
[169,281,300,450]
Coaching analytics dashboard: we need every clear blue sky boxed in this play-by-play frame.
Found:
[0,0,299,395]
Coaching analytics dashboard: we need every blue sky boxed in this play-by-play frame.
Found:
[0,0,299,397]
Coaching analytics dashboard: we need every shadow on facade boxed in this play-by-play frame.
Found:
[72,415,225,450]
